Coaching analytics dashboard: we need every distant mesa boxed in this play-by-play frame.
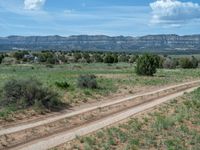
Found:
[0,34,200,52]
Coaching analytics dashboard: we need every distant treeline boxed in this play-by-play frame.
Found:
[1,48,200,55]
[0,50,199,69]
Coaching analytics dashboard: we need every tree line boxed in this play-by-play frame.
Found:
[0,51,199,70]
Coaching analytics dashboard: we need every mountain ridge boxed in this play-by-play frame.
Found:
[0,34,200,52]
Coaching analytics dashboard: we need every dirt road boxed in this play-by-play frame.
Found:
[0,80,199,150]
[12,86,198,150]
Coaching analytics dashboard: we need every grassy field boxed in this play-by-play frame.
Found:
[58,88,200,150]
[0,63,200,120]
[0,63,200,104]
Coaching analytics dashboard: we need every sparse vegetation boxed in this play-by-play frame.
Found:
[58,88,200,149]
[0,50,200,150]
[0,50,199,70]
[0,51,200,122]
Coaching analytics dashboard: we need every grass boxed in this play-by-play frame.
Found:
[0,63,200,120]
[59,88,200,150]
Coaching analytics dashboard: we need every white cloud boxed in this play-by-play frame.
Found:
[150,0,200,26]
[24,0,46,10]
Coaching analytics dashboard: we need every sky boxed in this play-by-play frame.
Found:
[0,0,200,36]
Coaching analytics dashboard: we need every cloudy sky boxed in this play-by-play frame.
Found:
[0,0,200,36]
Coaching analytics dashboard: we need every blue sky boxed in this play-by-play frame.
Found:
[0,0,200,36]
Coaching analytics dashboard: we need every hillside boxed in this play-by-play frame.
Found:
[0,34,200,52]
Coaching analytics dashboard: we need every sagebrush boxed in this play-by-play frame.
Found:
[1,78,62,111]
[77,74,98,89]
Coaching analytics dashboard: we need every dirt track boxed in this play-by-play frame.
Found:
[0,80,200,150]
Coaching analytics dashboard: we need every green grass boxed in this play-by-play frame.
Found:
[0,63,200,104]
[63,88,200,150]
[1,63,200,120]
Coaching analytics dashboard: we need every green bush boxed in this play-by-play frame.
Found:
[1,78,62,111]
[82,53,91,63]
[13,51,29,60]
[191,56,198,68]
[103,54,115,64]
[77,74,98,89]
[0,54,4,64]
[135,54,158,76]
[93,54,103,63]
[179,57,193,69]
[55,81,70,89]
[153,55,164,68]
[47,56,58,64]
[73,53,82,62]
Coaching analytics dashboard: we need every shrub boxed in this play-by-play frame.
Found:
[179,58,193,69]
[113,54,118,63]
[104,54,115,64]
[118,54,129,62]
[55,81,70,89]
[2,57,16,65]
[191,56,198,68]
[2,78,62,111]
[153,55,164,68]
[129,55,138,63]
[47,56,58,64]
[0,54,4,64]
[92,54,103,63]
[163,58,177,69]
[13,51,29,60]
[73,53,82,62]
[77,74,98,89]
[38,53,47,63]
[135,54,158,76]
[82,53,91,63]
